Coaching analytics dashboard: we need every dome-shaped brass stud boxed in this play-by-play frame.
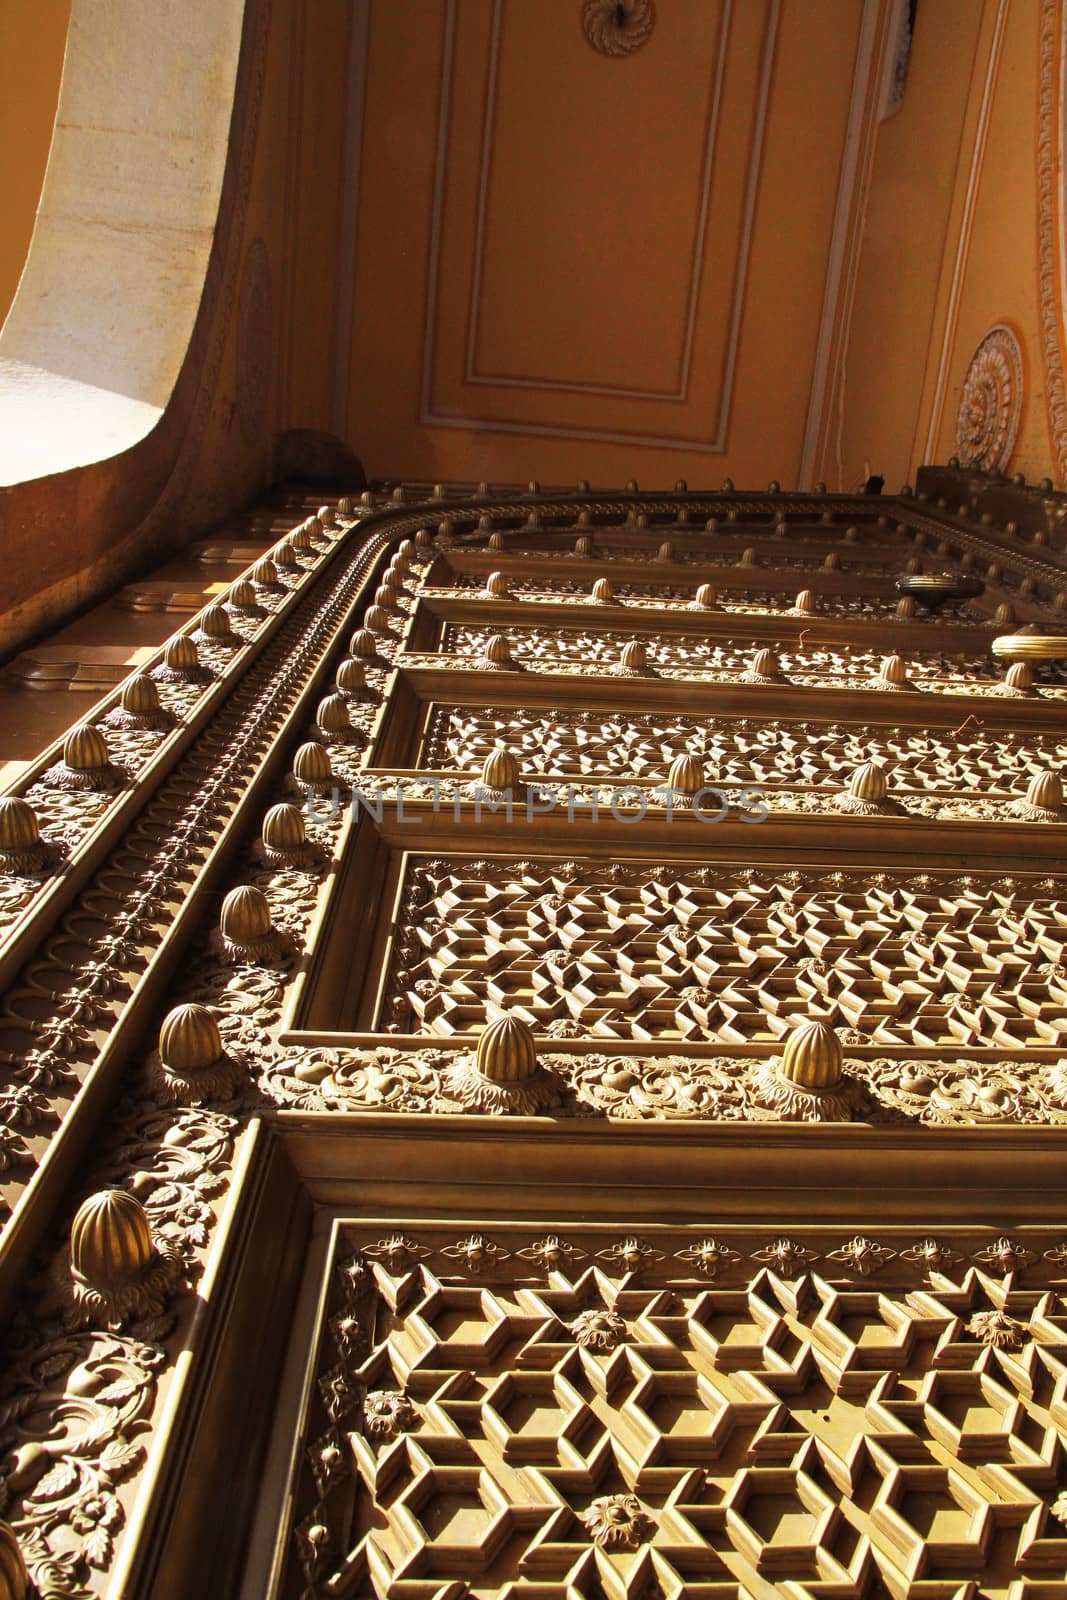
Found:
[227,580,259,612]
[526,509,542,530]
[895,596,916,618]
[219,885,280,962]
[527,480,541,495]
[677,505,691,524]
[0,1524,28,1600]
[706,516,718,531]
[71,1189,154,1290]
[476,480,490,498]
[792,589,816,614]
[273,542,298,571]
[690,583,717,609]
[156,634,202,682]
[625,478,638,493]
[591,578,616,603]
[395,539,417,565]
[814,481,828,495]
[484,571,511,598]
[488,530,504,551]
[721,476,734,491]
[634,512,648,530]
[875,654,910,689]
[48,724,120,791]
[442,1013,560,1113]
[1040,476,1055,492]
[364,605,393,635]
[336,657,368,696]
[780,1019,844,1089]
[840,760,891,812]
[415,527,433,551]
[306,515,326,543]
[374,583,401,611]
[1020,577,1038,597]
[68,1192,183,1336]
[821,509,834,525]
[768,479,781,493]
[822,551,841,570]
[289,523,314,552]
[109,672,173,732]
[574,535,593,556]
[773,519,788,537]
[674,478,688,492]
[576,509,592,528]
[476,1014,537,1081]
[986,561,1002,583]
[478,633,516,669]
[740,547,758,566]
[349,628,379,658]
[613,639,650,675]
[316,504,336,530]
[315,693,355,743]
[843,525,859,542]
[576,478,591,492]
[0,798,44,874]
[339,497,354,516]
[360,490,375,506]
[1015,769,1064,820]
[293,742,334,791]
[664,753,706,797]
[196,604,237,644]
[391,486,405,504]
[657,541,675,562]
[261,803,312,865]
[159,1003,223,1074]
[741,648,782,683]
[999,661,1035,695]
[904,556,923,574]
[152,1003,245,1103]
[478,748,521,793]
[252,556,281,590]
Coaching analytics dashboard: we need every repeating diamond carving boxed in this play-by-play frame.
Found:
[382,858,1067,1048]
[292,1237,1067,1599]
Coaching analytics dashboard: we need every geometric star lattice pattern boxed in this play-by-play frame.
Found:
[424,706,1067,795]
[288,1229,1067,1599]
[382,858,1067,1047]
[440,624,1011,687]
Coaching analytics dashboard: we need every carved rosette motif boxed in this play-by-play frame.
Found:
[955,324,1023,472]
[581,0,655,57]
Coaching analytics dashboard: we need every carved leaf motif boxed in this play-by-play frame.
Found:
[99,1437,143,1479]
[82,1523,113,1569]
[32,1460,77,1501]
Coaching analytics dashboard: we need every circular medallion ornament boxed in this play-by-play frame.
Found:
[581,0,655,57]
[236,235,273,447]
[955,324,1023,472]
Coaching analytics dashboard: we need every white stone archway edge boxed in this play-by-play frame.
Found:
[0,0,245,486]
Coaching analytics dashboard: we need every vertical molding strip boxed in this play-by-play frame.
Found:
[797,0,887,490]
[419,0,458,422]
[332,0,372,442]
[920,0,1010,465]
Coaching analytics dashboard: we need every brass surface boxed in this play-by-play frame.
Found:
[0,473,1065,1596]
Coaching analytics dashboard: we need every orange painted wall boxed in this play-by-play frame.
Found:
[340,0,876,487]
[0,0,71,328]
[836,0,1056,488]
